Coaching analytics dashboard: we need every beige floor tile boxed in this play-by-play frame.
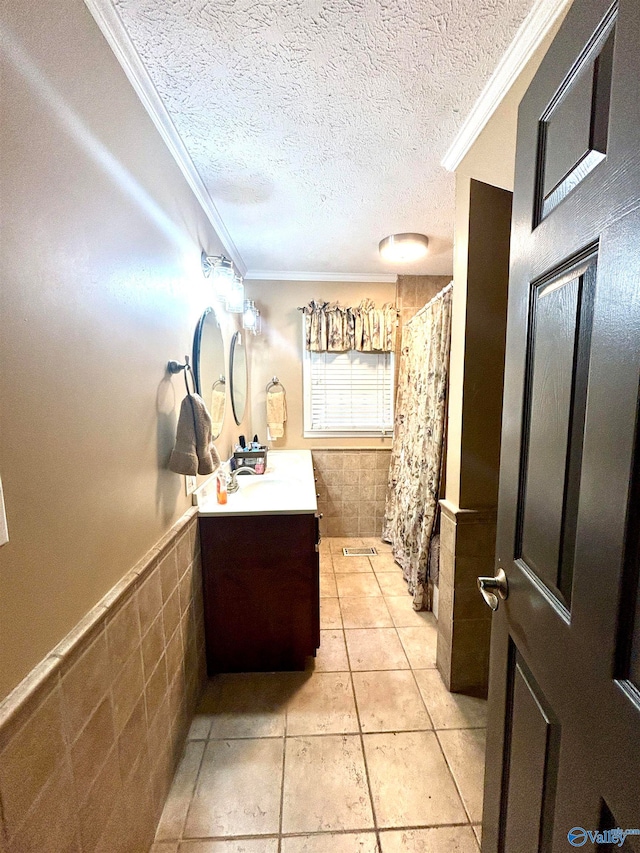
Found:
[361,538,393,554]
[179,841,279,852]
[437,728,486,823]
[413,670,487,730]
[155,741,205,840]
[379,826,478,852]
[320,598,342,630]
[282,832,379,852]
[363,731,466,828]
[336,574,382,598]
[376,573,409,596]
[309,630,349,672]
[286,672,358,735]
[184,738,283,837]
[384,596,436,629]
[328,537,363,553]
[320,598,342,629]
[282,735,374,833]
[369,554,399,572]
[397,624,438,669]
[473,825,482,847]
[151,843,179,853]
[352,671,432,732]
[345,629,409,671]
[332,555,373,573]
[320,555,334,574]
[198,673,295,739]
[320,574,338,598]
[340,597,393,629]
[187,714,212,740]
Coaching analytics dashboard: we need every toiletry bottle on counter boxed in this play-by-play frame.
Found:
[216,470,227,504]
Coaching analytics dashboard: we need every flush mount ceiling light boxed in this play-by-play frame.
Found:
[378,233,429,263]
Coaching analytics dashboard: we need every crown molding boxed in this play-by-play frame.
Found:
[83,0,246,275]
[244,270,398,283]
[441,0,572,173]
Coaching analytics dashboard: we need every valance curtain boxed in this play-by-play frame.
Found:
[382,283,453,610]
[302,299,398,352]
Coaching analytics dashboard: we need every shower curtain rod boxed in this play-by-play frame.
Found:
[406,281,454,326]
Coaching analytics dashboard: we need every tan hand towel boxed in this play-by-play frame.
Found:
[169,393,222,476]
[266,389,287,440]
[209,387,226,436]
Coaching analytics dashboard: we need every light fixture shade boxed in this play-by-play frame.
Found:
[243,299,261,335]
[225,274,245,313]
[201,251,236,302]
[379,233,429,263]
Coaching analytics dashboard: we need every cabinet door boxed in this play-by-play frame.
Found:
[200,514,319,672]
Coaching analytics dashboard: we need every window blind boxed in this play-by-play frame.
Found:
[304,349,394,435]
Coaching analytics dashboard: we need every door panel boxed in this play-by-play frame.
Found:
[536,8,616,222]
[483,0,640,850]
[519,258,596,609]
[503,649,560,853]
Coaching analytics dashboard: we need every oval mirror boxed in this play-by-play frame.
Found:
[192,307,226,439]
[229,331,247,425]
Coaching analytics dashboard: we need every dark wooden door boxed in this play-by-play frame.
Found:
[483,1,640,849]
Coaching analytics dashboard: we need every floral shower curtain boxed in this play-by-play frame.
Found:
[302,299,398,352]
[383,283,453,610]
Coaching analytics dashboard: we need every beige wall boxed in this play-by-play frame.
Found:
[445,17,567,512]
[0,0,250,700]
[244,280,396,449]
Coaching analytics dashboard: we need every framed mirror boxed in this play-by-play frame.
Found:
[192,307,226,439]
[229,331,247,425]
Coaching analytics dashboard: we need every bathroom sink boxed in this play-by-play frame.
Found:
[237,477,303,495]
[197,450,318,516]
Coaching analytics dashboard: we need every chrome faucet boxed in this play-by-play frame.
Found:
[226,466,259,493]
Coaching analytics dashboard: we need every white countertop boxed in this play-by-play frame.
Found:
[197,449,318,517]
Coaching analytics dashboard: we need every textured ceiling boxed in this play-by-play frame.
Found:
[113,0,535,276]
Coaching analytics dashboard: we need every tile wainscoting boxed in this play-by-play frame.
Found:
[0,508,207,853]
[312,449,392,538]
[436,500,496,697]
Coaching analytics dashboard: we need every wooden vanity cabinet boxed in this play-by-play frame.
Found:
[199,512,320,672]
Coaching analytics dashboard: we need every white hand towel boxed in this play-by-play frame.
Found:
[209,387,226,436]
[169,393,221,476]
[266,389,287,440]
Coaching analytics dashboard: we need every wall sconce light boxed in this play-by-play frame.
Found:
[225,273,245,314]
[201,251,246,310]
[243,299,261,335]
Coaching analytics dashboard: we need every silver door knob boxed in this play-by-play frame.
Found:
[477,568,508,611]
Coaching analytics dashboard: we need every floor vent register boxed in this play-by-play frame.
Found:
[342,547,378,556]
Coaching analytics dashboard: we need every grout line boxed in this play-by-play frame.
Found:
[341,605,382,852]
[171,736,207,845]
[433,728,478,826]
[174,821,472,843]
[195,723,486,742]
[277,689,288,853]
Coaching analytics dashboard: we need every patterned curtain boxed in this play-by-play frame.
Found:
[382,283,453,610]
[303,299,398,352]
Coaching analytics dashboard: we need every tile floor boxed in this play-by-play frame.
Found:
[150,538,487,853]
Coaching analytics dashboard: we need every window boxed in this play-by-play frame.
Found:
[302,340,394,437]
